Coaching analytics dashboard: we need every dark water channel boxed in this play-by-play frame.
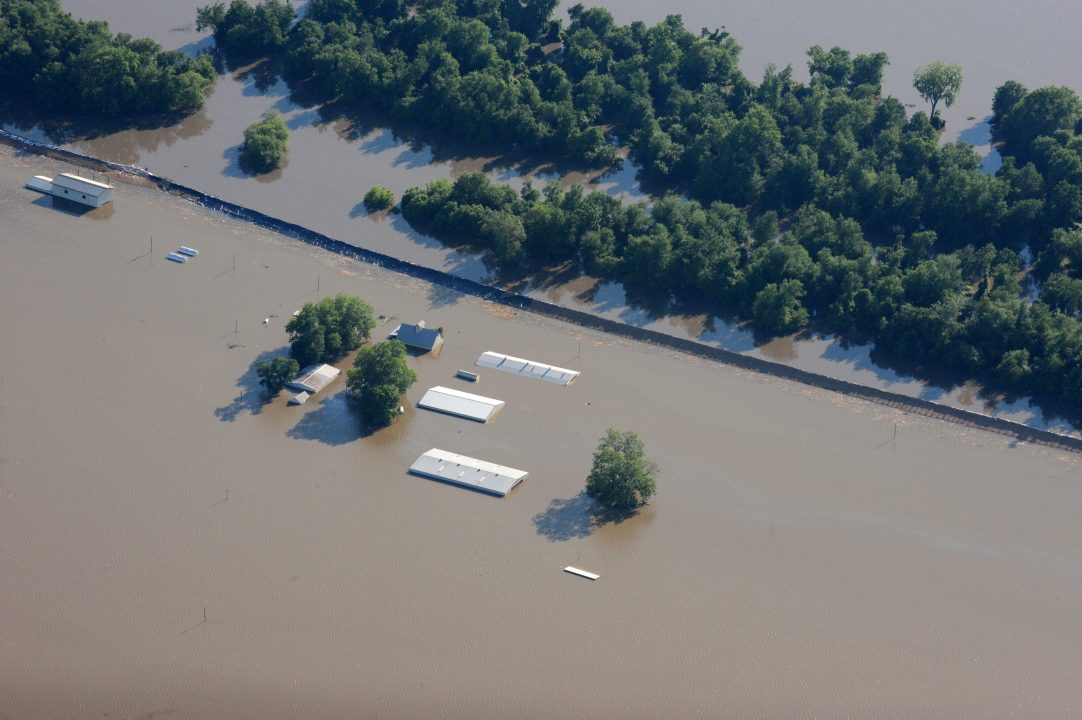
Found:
[9,0,1079,433]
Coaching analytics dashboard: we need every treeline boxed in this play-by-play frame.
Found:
[402,171,1082,408]
[0,0,215,117]
[194,1,1082,253]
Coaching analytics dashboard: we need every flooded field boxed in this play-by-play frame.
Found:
[3,148,1082,718]
[2,0,1068,432]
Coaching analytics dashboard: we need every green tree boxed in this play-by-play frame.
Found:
[240,110,289,173]
[752,279,810,334]
[255,356,300,394]
[912,61,963,118]
[196,0,295,59]
[364,185,395,212]
[585,429,657,511]
[347,340,417,427]
[285,294,376,367]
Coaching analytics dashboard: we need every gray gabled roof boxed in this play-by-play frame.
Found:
[392,322,443,351]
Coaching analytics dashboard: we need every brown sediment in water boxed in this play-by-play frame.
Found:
[3,147,1082,718]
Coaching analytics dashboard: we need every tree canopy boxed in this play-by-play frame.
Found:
[913,61,963,118]
[256,355,299,394]
[196,0,295,60]
[285,294,376,367]
[347,339,417,427]
[240,110,289,173]
[585,429,657,511]
[0,0,214,117]
[363,185,395,212]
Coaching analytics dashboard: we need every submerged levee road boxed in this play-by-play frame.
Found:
[4,128,1080,454]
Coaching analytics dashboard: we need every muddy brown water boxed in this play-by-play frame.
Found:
[8,0,1070,432]
[3,147,1082,718]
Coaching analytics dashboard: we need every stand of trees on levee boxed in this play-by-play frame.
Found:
[191,0,1082,410]
[240,110,290,173]
[0,0,214,116]
[586,429,657,511]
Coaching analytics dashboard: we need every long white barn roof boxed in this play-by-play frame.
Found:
[409,448,527,496]
[417,386,504,422]
[476,351,580,386]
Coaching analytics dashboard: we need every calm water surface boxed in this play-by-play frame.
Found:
[3,146,1081,719]
[26,0,1082,433]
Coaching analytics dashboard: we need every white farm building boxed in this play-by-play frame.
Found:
[285,364,341,395]
[409,449,528,497]
[476,351,580,386]
[417,386,505,422]
[28,173,115,208]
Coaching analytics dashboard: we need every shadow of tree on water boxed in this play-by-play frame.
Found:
[214,349,282,422]
[286,390,366,445]
[532,492,639,542]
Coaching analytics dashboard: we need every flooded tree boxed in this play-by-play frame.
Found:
[586,429,657,511]
[240,110,289,174]
[363,186,395,212]
[285,294,376,367]
[913,61,964,120]
[256,356,299,395]
[347,340,417,428]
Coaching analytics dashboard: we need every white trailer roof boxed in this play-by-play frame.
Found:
[417,386,504,422]
[285,364,341,394]
[53,173,113,196]
[476,351,580,386]
[409,448,527,496]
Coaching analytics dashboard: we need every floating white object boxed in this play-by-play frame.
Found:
[177,245,199,257]
[418,386,504,422]
[166,252,187,263]
[564,566,599,580]
[456,370,479,382]
[408,448,528,496]
[476,351,580,386]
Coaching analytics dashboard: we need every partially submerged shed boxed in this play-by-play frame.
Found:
[476,351,580,386]
[390,320,444,354]
[285,364,341,395]
[417,386,504,422]
[409,448,527,496]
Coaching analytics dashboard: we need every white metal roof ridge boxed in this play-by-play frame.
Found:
[408,448,528,497]
[417,386,505,422]
[54,172,114,194]
[475,351,580,386]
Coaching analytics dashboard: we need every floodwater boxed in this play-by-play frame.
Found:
[16,0,1077,433]
[4,146,1082,718]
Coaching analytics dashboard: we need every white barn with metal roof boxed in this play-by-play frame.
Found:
[476,351,580,386]
[285,364,341,394]
[48,173,114,208]
[409,449,527,496]
[417,386,504,422]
